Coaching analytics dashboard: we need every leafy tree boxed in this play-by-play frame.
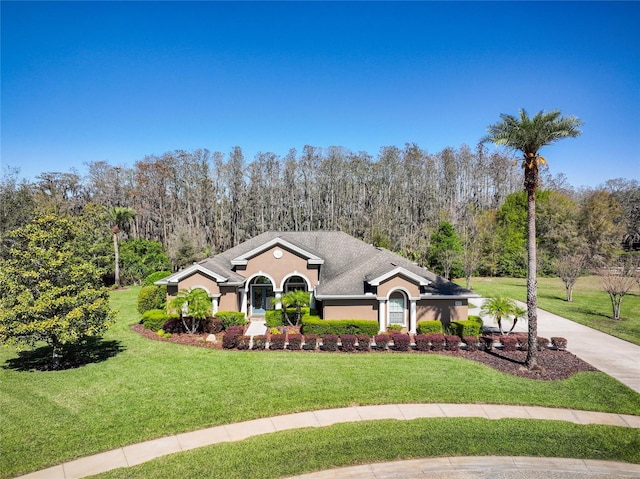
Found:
[484,109,582,368]
[579,190,625,266]
[427,221,463,279]
[598,261,635,320]
[555,254,586,302]
[0,167,35,234]
[169,288,212,334]
[0,215,115,369]
[480,296,516,335]
[495,192,528,277]
[279,290,311,326]
[106,206,137,288]
[119,238,171,285]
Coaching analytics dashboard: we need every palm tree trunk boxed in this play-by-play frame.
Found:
[113,231,120,288]
[525,185,538,368]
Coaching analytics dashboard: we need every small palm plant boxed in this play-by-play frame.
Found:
[280,290,311,326]
[169,288,212,334]
[480,296,516,335]
[509,305,527,335]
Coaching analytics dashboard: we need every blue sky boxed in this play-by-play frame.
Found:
[2,1,639,188]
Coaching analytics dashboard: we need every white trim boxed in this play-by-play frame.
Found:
[155,264,228,285]
[231,238,324,266]
[420,294,479,299]
[368,267,430,287]
[315,294,379,300]
[280,271,313,291]
[387,290,407,328]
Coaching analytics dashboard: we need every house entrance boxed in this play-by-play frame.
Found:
[250,276,274,315]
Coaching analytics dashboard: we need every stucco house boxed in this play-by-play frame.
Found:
[156,231,477,333]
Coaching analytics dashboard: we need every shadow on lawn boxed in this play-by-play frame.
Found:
[3,337,125,372]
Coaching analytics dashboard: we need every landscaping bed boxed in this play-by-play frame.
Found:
[131,324,597,380]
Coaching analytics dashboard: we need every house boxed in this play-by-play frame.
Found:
[156,231,478,333]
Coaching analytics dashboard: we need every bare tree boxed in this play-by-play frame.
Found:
[599,262,635,320]
[555,254,586,302]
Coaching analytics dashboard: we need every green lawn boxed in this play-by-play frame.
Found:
[1,286,639,478]
[459,276,640,346]
[94,419,640,479]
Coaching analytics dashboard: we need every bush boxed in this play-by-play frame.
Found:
[537,337,549,351]
[301,317,379,336]
[162,317,185,334]
[392,333,411,351]
[142,309,170,332]
[469,315,483,328]
[449,320,481,339]
[269,334,286,350]
[287,334,303,350]
[156,329,171,338]
[227,325,245,335]
[500,335,518,352]
[464,336,479,351]
[303,334,318,350]
[388,324,403,332]
[416,320,443,335]
[374,334,390,350]
[265,310,284,328]
[222,330,241,349]
[252,335,267,350]
[445,335,460,351]
[137,285,167,314]
[237,335,251,350]
[480,336,494,351]
[513,333,528,350]
[215,311,247,330]
[356,334,371,351]
[551,337,568,350]
[203,317,224,334]
[427,333,446,351]
[143,271,172,286]
[322,334,339,351]
[340,334,357,352]
[415,334,430,351]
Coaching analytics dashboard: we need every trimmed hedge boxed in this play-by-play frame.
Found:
[143,271,172,286]
[301,316,379,336]
[269,334,286,350]
[415,334,430,351]
[266,308,313,327]
[445,335,460,351]
[303,334,318,350]
[449,319,481,339]
[137,285,167,314]
[480,336,494,351]
[537,337,549,351]
[322,334,339,351]
[500,335,518,351]
[287,334,303,350]
[551,337,568,350]
[203,318,224,334]
[142,309,171,332]
[374,334,390,350]
[340,334,357,352]
[464,336,479,351]
[237,335,251,350]
[214,311,247,330]
[222,330,241,349]
[356,334,371,351]
[252,335,267,350]
[427,333,446,351]
[416,320,443,335]
[392,334,411,351]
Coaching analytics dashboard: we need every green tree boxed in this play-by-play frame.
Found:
[279,290,311,326]
[427,221,463,279]
[480,296,517,336]
[169,288,212,334]
[0,215,115,368]
[106,206,137,288]
[484,109,582,368]
[119,238,171,285]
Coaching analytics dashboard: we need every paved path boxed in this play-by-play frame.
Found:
[469,300,640,393]
[18,404,640,479]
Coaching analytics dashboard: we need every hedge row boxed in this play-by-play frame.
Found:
[265,308,315,327]
[301,316,379,336]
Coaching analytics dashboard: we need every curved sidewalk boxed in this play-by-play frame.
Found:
[18,404,640,479]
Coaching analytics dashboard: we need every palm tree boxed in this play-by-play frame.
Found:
[483,109,582,368]
[280,290,311,326]
[106,206,137,288]
[509,305,527,335]
[480,296,516,335]
[169,288,213,334]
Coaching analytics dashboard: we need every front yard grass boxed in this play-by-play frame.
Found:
[95,419,640,479]
[459,276,640,346]
[1,286,639,478]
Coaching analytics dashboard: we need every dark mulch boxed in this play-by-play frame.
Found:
[131,325,598,380]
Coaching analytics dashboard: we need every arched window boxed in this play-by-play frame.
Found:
[388,291,406,327]
[284,275,308,293]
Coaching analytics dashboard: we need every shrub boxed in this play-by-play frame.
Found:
[537,337,549,351]
[480,336,494,351]
[301,317,379,336]
[215,311,247,330]
[415,334,430,351]
[340,334,357,352]
[374,334,390,350]
[203,317,224,334]
[551,337,568,350]
[265,310,284,328]
[156,329,171,338]
[388,324,403,332]
[137,285,167,314]
[143,271,172,286]
[227,325,245,335]
[322,334,339,351]
[500,335,518,352]
[449,320,481,339]
[287,334,303,350]
[426,333,446,351]
[252,335,267,350]
[445,335,460,351]
[142,309,170,332]
[162,317,185,334]
[469,315,483,328]
[303,334,318,350]
[222,330,241,349]
[392,333,411,351]
[269,334,286,350]
[237,335,251,350]
[416,320,443,335]
[356,334,371,351]
[464,336,479,351]
[513,333,528,350]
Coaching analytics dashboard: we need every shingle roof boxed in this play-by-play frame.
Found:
[192,231,473,298]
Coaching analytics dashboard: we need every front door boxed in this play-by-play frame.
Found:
[251,285,273,314]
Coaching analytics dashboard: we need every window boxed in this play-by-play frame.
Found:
[388,294,405,326]
[284,275,307,293]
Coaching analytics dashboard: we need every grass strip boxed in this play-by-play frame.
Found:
[94,418,640,479]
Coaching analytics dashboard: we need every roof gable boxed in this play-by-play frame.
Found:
[155,264,228,285]
[367,266,430,287]
[230,237,325,266]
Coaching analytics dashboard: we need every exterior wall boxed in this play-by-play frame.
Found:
[219,285,239,312]
[416,299,469,326]
[377,275,420,298]
[243,246,319,290]
[177,272,221,295]
[322,299,378,321]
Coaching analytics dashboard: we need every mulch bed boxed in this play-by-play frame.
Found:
[131,324,598,380]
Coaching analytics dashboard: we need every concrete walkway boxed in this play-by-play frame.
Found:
[470,300,640,394]
[18,404,640,479]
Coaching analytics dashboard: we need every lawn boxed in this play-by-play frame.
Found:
[459,276,640,346]
[1,286,639,478]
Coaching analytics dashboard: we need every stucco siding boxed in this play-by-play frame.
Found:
[322,299,378,321]
[178,272,221,296]
[243,246,319,289]
[377,275,420,298]
[219,286,239,312]
[416,299,468,326]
